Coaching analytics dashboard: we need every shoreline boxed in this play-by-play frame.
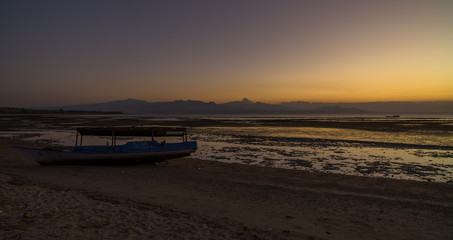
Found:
[1,138,453,239]
[1,113,452,183]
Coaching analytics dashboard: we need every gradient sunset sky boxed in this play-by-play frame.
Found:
[1,0,452,107]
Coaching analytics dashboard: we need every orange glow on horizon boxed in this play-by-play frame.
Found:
[1,1,452,107]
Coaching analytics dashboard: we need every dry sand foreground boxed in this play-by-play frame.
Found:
[1,138,452,240]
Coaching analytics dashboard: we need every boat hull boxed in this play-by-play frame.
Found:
[12,145,197,165]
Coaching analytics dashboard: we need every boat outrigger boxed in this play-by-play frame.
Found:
[13,127,197,165]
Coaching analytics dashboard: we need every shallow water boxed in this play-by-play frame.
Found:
[1,115,452,183]
[192,126,453,146]
[189,126,453,183]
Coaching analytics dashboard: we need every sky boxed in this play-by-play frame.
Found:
[1,0,452,107]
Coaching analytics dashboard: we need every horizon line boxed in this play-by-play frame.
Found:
[11,98,453,109]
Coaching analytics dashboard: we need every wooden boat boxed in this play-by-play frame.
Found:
[12,127,197,165]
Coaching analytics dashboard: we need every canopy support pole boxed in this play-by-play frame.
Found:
[111,129,115,146]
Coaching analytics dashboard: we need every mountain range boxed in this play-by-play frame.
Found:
[40,98,453,115]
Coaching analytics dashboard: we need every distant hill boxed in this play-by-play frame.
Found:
[38,98,367,115]
[281,101,453,114]
[47,99,233,114]
[308,105,366,114]
[37,98,453,115]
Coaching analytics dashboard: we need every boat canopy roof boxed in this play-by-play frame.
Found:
[76,127,187,137]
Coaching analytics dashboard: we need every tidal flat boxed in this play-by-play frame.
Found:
[1,114,452,183]
[1,114,453,239]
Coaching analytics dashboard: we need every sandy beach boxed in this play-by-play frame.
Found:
[1,137,452,239]
[3,0,453,238]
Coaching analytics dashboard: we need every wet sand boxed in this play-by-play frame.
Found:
[1,138,453,240]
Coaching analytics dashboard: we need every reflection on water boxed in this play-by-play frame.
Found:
[0,130,75,146]
[190,127,453,183]
[1,116,452,183]
[196,126,453,147]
